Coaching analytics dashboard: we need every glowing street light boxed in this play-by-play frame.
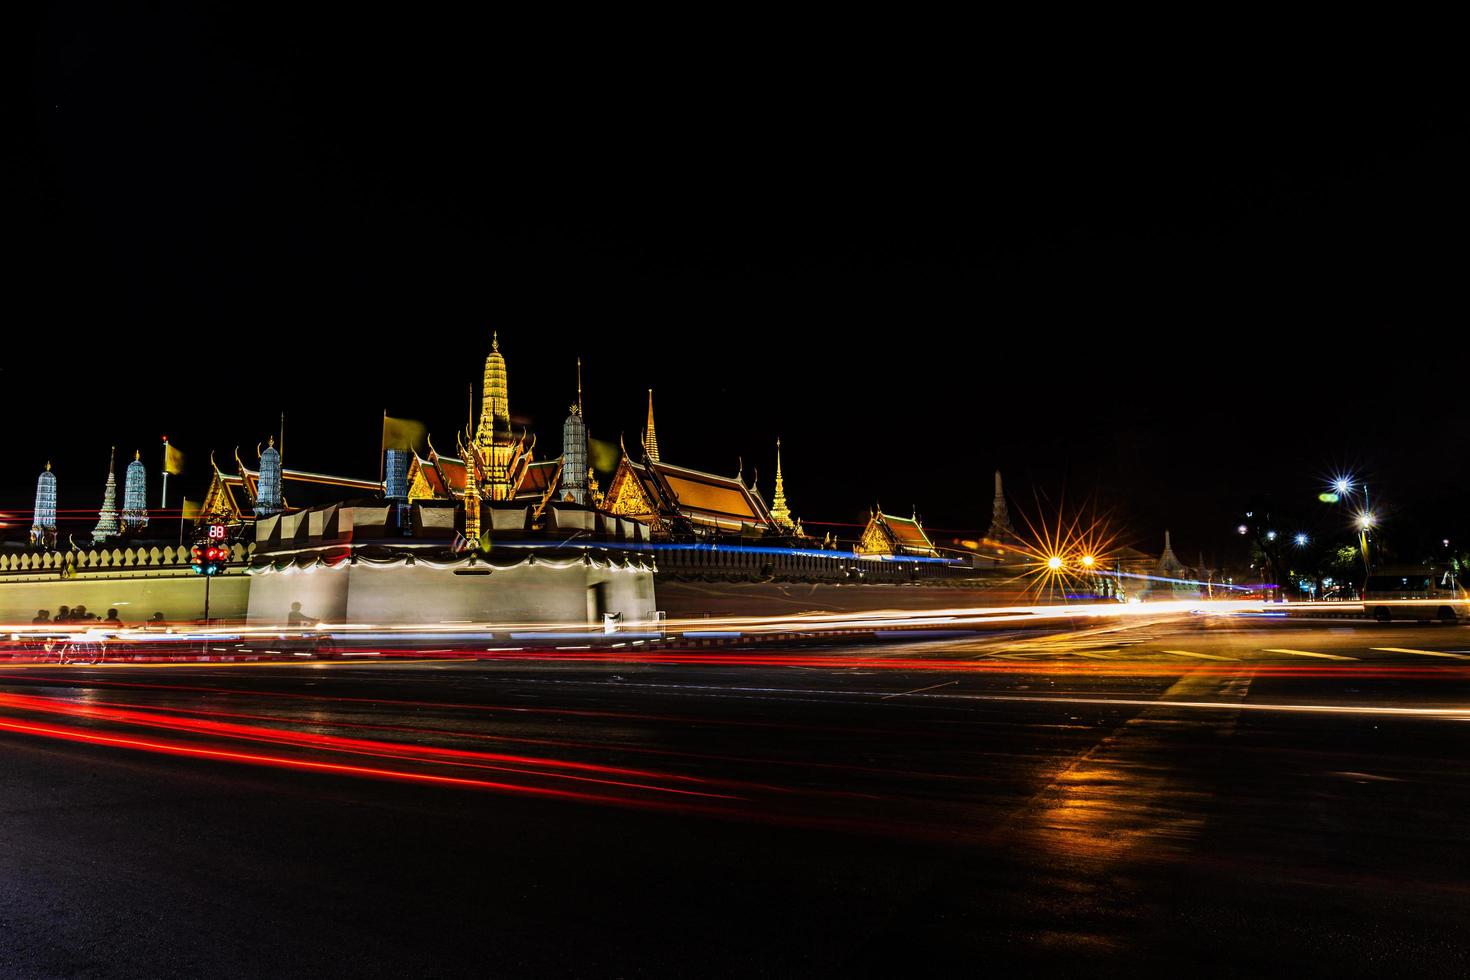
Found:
[1237,524,1249,535]
[1357,513,1376,530]
[1080,554,1095,568]
[1333,477,1354,495]
[1046,555,1064,571]
[1265,530,1278,542]
[1293,533,1308,547]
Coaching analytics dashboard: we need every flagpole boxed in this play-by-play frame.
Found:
[379,409,387,489]
[161,438,169,509]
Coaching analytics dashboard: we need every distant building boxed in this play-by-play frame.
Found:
[856,508,939,558]
[985,470,1022,544]
[1143,530,1199,599]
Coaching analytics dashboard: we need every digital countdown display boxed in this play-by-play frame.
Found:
[207,524,228,540]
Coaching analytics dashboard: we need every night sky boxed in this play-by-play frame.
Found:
[16,11,1468,559]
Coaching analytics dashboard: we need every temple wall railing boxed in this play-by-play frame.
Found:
[0,543,254,582]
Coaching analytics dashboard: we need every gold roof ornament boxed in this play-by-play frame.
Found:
[643,388,660,462]
[462,445,481,544]
[770,437,795,532]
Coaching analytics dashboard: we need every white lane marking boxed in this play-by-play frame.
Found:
[960,694,1470,720]
[1159,649,1238,661]
[1261,648,1358,660]
[546,679,1470,723]
[882,679,959,700]
[1370,647,1470,660]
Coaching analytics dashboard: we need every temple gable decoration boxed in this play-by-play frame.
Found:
[855,508,938,558]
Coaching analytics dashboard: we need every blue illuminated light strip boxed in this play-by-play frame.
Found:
[493,539,963,565]
[1098,569,1255,591]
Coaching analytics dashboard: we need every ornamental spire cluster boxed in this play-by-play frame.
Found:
[92,447,120,543]
[769,437,796,533]
[122,449,149,531]
[986,469,1018,542]
[561,357,589,505]
[475,329,514,500]
[30,462,57,548]
[256,435,282,517]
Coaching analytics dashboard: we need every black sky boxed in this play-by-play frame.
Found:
[15,10,1469,558]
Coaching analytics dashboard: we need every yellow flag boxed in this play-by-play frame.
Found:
[588,437,619,473]
[181,497,202,519]
[164,442,186,475]
[382,415,427,452]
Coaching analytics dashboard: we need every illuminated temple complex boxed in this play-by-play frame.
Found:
[1,329,983,627]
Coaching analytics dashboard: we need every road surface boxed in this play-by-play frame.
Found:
[3,613,1470,976]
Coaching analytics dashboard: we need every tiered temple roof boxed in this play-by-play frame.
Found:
[856,508,939,558]
[605,444,775,536]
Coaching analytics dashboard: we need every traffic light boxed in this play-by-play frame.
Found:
[190,542,229,576]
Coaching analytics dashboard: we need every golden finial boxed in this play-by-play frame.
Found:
[268,434,275,448]
[492,330,499,353]
[643,389,660,462]
[771,436,792,528]
[45,460,51,472]
[134,449,141,461]
[576,356,583,415]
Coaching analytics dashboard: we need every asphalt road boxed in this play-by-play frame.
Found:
[4,614,1470,977]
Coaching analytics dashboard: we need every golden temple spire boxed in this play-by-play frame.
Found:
[643,388,660,462]
[476,329,513,499]
[134,449,141,462]
[770,437,794,531]
[462,449,481,544]
[575,356,583,416]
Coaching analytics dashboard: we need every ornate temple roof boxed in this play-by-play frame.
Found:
[605,447,775,534]
[856,509,939,558]
[516,460,561,498]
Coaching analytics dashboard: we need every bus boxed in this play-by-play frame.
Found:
[1361,566,1466,623]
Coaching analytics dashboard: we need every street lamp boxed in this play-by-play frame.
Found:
[1293,533,1308,547]
[1046,555,1064,571]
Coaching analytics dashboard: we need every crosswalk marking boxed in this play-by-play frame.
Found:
[1370,647,1470,661]
[1261,648,1358,661]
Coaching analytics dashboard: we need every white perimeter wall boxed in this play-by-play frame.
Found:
[245,562,656,627]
